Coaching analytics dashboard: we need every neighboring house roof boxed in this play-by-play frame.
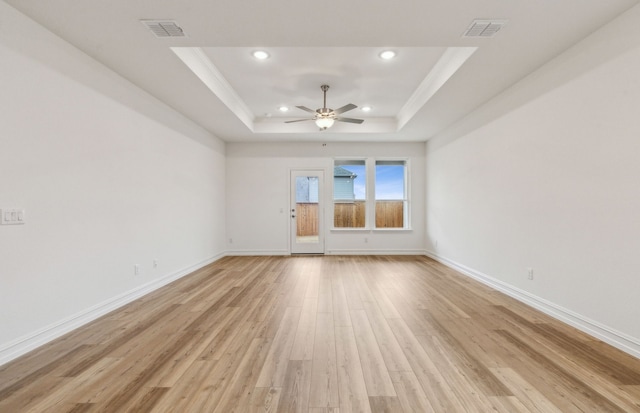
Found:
[334,166,357,178]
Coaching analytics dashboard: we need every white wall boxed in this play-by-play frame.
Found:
[425,4,640,356]
[226,142,426,255]
[0,3,227,364]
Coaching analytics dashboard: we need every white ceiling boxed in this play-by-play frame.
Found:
[5,0,638,142]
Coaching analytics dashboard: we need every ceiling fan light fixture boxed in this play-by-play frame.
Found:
[315,117,335,130]
[252,50,269,60]
[278,106,289,112]
[361,106,372,112]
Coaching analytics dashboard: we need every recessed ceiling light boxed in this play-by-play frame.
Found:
[252,50,269,60]
[278,106,289,112]
[379,50,396,60]
[361,106,372,112]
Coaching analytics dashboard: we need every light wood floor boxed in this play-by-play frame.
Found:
[1,256,640,412]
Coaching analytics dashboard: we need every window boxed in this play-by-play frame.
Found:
[375,160,407,228]
[333,158,410,230]
[333,160,365,228]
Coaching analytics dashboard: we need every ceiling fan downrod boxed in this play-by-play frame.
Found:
[321,84,329,110]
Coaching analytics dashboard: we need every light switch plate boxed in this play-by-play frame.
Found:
[1,208,26,225]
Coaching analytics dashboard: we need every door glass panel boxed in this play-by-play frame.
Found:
[291,170,323,254]
[295,176,319,244]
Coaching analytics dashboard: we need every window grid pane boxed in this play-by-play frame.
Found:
[334,160,366,228]
[375,161,407,228]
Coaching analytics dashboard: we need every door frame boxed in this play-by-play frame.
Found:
[290,169,325,254]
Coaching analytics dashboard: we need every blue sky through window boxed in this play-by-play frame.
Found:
[338,163,405,200]
[375,164,405,200]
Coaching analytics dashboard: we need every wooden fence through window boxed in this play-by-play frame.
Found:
[296,201,404,234]
[333,201,366,228]
[374,200,404,228]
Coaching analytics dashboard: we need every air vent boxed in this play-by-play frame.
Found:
[141,20,186,38]
[463,19,508,38]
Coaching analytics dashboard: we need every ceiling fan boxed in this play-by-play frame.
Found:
[285,85,364,130]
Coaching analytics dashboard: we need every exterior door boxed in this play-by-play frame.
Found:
[291,170,324,254]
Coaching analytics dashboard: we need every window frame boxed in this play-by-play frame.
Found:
[332,158,368,230]
[374,158,410,230]
[331,157,411,231]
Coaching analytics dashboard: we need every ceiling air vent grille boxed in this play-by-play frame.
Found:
[463,19,508,38]
[141,20,185,38]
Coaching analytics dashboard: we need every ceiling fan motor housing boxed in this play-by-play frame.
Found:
[316,108,335,117]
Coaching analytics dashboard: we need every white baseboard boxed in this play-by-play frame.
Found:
[425,250,640,359]
[0,253,224,367]
[226,249,428,256]
[326,249,427,255]
[226,249,289,256]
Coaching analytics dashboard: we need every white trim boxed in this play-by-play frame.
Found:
[171,47,255,131]
[0,253,224,367]
[371,228,413,233]
[326,249,425,255]
[425,250,640,359]
[397,47,477,130]
[253,116,398,134]
[226,249,290,256]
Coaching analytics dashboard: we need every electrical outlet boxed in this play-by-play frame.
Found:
[364,237,368,243]
[153,259,158,269]
[134,265,140,276]
[527,267,533,280]
[229,238,233,244]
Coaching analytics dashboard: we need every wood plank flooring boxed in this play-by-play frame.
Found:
[1,255,640,412]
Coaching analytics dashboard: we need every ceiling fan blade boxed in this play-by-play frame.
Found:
[284,118,314,123]
[295,106,317,114]
[335,117,364,124]
[333,103,357,115]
